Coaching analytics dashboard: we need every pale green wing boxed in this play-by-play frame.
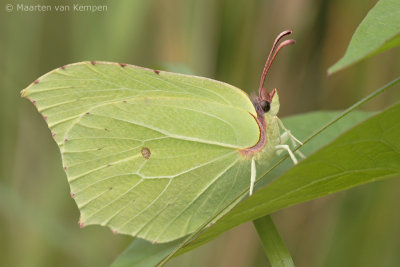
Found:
[21,62,259,242]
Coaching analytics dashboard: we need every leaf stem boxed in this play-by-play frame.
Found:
[253,215,295,267]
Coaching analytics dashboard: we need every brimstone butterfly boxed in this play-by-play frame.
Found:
[21,30,303,243]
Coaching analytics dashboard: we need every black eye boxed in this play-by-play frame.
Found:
[260,100,270,112]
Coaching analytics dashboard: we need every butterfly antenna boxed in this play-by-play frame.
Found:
[258,30,295,99]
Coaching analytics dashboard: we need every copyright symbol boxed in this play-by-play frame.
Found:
[5,4,13,12]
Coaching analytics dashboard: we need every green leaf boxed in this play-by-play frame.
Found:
[328,0,400,74]
[111,238,183,267]
[172,102,400,262]
[253,215,294,267]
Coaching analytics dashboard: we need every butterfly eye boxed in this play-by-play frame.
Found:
[260,100,271,112]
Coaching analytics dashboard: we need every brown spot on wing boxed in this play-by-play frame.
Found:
[141,147,151,159]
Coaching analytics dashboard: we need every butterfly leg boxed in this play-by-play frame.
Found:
[276,117,306,159]
[276,117,302,145]
[275,144,298,164]
[250,158,256,195]
[280,131,306,159]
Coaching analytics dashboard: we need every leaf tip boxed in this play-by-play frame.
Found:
[327,62,340,76]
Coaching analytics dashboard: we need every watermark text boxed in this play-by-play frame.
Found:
[5,3,108,13]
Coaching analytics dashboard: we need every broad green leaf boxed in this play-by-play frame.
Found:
[113,110,372,266]
[173,103,400,260]
[328,0,400,74]
[111,238,183,267]
[253,215,294,267]
[21,61,264,243]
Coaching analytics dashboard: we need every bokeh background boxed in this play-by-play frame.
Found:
[1,0,400,266]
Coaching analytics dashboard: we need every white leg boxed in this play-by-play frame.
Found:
[276,117,306,159]
[287,134,306,159]
[279,131,290,144]
[275,144,298,165]
[250,159,256,196]
[298,151,306,159]
[276,117,303,145]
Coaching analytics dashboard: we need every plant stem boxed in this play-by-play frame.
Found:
[253,215,295,267]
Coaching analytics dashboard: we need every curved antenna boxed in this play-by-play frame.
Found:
[258,30,295,99]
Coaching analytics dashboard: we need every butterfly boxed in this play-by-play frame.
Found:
[21,30,303,243]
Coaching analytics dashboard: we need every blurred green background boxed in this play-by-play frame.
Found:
[1,0,400,266]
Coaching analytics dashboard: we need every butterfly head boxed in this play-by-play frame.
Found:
[259,88,280,117]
